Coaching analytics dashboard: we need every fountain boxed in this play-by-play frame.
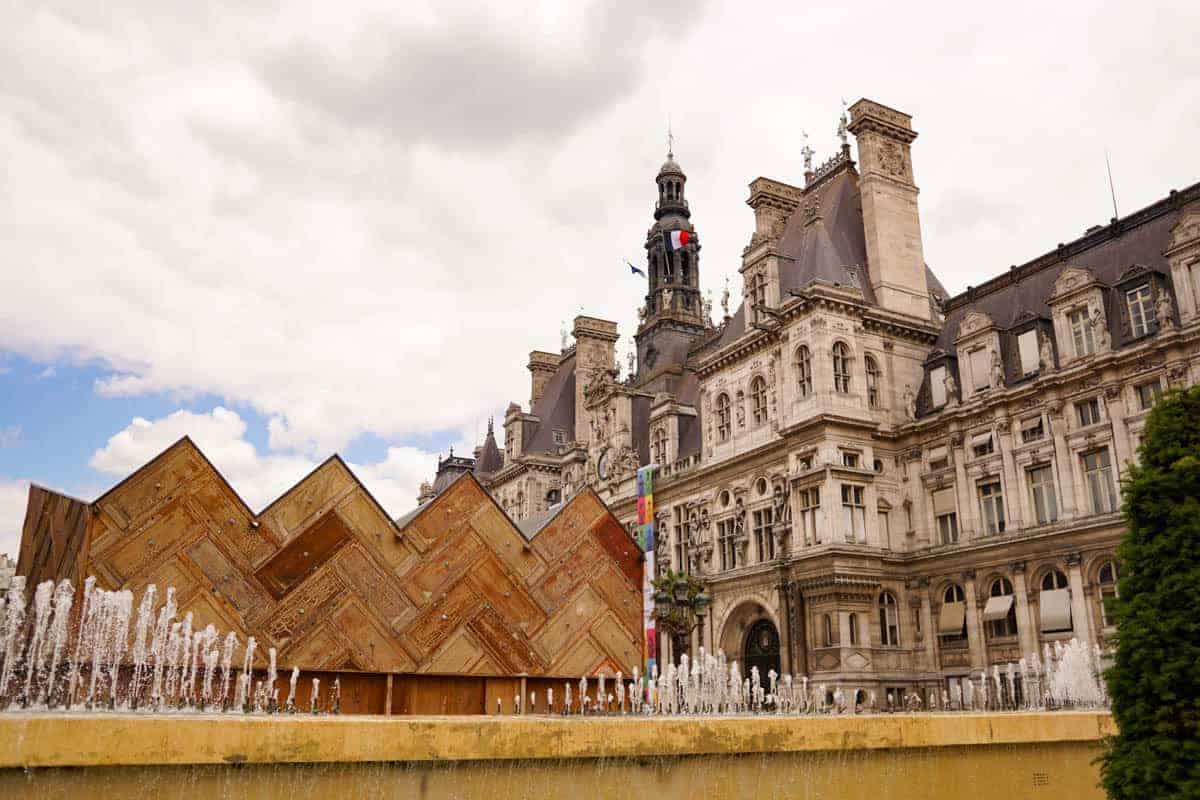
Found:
[0,574,1116,798]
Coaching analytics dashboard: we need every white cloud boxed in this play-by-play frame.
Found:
[0,478,30,559]
[1,0,1199,459]
[89,407,440,517]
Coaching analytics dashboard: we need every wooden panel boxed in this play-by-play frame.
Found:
[466,554,546,630]
[330,599,415,672]
[466,604,546,674]
[470,502,542,579]
[16,486,90,589]
[265,568,346,648]
[105,503,197,584]
[189,478,275,565]
[536,537,603,610]
[332,544,413,633]
[404,580,483,657]
[403,477,486,555]
[393,675,485,715]
[400,529,484,605]
[97,446,202,529]
[589,609,641,671]
[535,585,603,657]
[185,539,272,616]
[255,510,352,599]
[589,560,642,637]
[425,628,484,674]
[279,624,345,670]
[260,459,354,540]
[590,515,643,588]
[531,490,605,562]
[551,635,603,677]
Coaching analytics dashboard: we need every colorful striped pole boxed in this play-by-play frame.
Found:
[636,464,657,689]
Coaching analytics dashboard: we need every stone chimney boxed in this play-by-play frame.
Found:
[847,99,931,320]
[527,350,560,407]
[571,315,619,444]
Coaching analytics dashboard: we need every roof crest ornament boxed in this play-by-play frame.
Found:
[801,130,814,172]
[837,98,849,148]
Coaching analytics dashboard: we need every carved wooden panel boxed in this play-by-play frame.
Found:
[18,437,644,677]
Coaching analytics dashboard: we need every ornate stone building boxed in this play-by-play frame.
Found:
[423,97,1200,704]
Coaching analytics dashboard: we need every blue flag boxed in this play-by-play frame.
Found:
[628,262,646,277]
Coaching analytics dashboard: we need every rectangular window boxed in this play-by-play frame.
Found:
[928,445,949,472]
[1017,330,1039,375]
[1068,308,1095,357]
[1191,263,1200,313]
[717,520,737,571]
[1027,465,1058,525]
[971,431,994,458]
[1136,381,1161,411]
[753,508,775,562]
[1076,397,1101,427]
[930,366,947,407]
[841,451,859,468]
[841,484,866,543]
[970,348,990,390]
[798,455,814,471]
[978,481,1006,535]
[878,510,890,546]
[932,488,958,545]
[1127,285,1153,338]
[673,511,689,575]
[798,487,821,545]
[552,429,566,445]
[1083,449,1118,514]
[1020,415,1045,444]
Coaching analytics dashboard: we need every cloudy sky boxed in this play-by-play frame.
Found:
[2,0,1198,555]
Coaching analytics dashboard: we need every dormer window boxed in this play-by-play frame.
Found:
[1068,308,1095,357]
[1017,330,1039,375]
[930,366,947,407]
[1126,284,1154,338]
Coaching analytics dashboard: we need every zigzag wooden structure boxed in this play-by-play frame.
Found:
[16,438,644,677]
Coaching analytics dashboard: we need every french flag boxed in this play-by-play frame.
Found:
[662,229,690,251]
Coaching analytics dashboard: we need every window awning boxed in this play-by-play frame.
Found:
[938,601,966,635]
[932,488,956,515]
[971,431,993,449]
[1020,416,1042,434]
[1040,588,1073,632]
[982,594,1015,622]
[928,445,948,461]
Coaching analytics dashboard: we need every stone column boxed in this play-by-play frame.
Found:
[996,417,1023,530]
[962,571,987,670]
[1010,562,1037,659]
[1047,401,1078,520]
[777,576,792,675]
[1104,384,1133,477]
[951,433,978,540]
[1066,553,1090,645]
[911,579,935,672]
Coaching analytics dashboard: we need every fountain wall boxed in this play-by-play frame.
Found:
[0,712,1113,799]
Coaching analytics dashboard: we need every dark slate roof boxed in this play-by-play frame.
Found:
[675,370,702,460]
[936,188,1196,353]
[474,420,503,476]
[776,167,874,302]
[521,351,577,455]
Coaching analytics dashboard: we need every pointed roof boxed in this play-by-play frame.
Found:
[474,417,503,477]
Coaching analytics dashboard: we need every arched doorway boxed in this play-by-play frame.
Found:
[743,618,781,681]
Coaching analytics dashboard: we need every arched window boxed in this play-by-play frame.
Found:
[832,342,851,393]
[716,393,731,441]
[879,593,899,646]
[1040,569,1072,633]
[848,613,860,645]
[651,427,668,464]
[751,376,769,424]
[1042,570,1068,590]
[748,272,767,321]
[546,488,561,506]
[795,346,812,397]
[940,584,967,641]
[1098,561,1118,627]
[865,355,881,408]
[986,578,1018,638]
[823,613,835,647]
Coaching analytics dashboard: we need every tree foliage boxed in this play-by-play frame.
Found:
[1101,384,1200,799]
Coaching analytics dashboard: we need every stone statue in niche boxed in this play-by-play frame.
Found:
[662,287,674,311]
[1090,305,1111,350]
[902,384,917,420]
[721,277,731,318]
[944,371,959,407]
[1039,331,1055,372]
[736,392,746,427]
[990,349,1004,388]
[1156,291,1175,330]
[626,349,636,378]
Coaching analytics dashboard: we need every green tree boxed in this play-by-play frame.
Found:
[1101,384,1200,799]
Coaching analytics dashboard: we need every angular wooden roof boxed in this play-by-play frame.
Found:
[18,436,644,677]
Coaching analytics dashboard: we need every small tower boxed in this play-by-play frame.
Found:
[635,145,707,387]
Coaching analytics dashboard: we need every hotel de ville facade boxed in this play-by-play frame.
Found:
[417,98,1200,704]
